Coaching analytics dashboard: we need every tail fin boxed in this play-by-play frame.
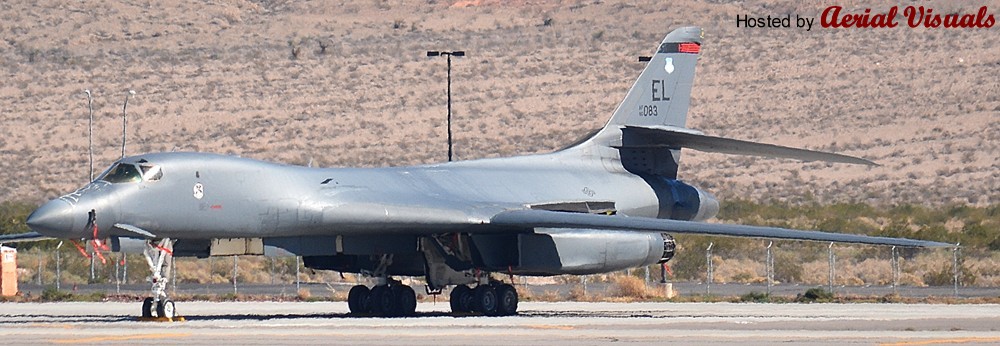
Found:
[605,26,703,131]
[574,27,703,178]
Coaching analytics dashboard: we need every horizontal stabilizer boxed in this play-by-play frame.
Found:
[620,125,877,166]
[0,231,51,244]
[491,209,951,248]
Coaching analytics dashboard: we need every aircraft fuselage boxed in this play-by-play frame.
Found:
[34,150,702,241]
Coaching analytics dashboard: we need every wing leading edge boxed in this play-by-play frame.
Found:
[490,209,952,248]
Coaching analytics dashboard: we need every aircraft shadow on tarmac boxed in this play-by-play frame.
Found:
[181,312,454,320]
[1,310,670,322]
[181,310,666,320]
[0,314,138,324]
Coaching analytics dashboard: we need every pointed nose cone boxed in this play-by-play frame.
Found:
[26,200,76,237]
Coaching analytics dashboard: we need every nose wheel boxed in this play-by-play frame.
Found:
[139,238,181,321]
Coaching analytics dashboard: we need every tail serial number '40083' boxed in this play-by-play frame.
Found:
[2,27,950,318]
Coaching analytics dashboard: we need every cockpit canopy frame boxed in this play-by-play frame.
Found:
[98,162,162,184]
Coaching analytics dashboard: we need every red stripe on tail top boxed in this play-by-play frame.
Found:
[678,43,700,54]
[658,42,701,54]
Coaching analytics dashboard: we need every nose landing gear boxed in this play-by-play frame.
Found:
[139,238,182,321]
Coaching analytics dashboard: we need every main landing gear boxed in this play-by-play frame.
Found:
[346,281,519,317]
[347,278,418,317]
[449,282,518,316]
[140,238,180,320]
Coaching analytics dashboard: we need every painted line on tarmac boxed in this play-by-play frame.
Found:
[881,337,1000,346]
[528,325,575,330]
[49,333,192,344]
[29,323,76,329]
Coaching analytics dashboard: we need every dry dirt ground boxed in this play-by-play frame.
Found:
[1,0,997,206]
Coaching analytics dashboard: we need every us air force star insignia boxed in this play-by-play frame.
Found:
[664,57,674,74]
[193,182,204,200]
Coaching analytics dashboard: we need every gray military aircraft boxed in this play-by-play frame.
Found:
[2,27,949,318]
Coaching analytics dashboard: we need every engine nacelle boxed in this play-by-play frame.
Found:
[511,228,668,276]
[654,179,719,222]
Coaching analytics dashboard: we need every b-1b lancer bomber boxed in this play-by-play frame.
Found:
[3,27,949,318]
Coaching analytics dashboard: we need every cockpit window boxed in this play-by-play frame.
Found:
[139,165,163,181]
[99,163,143,183]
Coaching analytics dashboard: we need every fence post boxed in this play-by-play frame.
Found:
[891,246,898,294]
[766,241,773,296]
[115,254,120,294]
[123,253,128,285]
[828,242,835,294]
[706,242,714,296]
[952,244,960,297]
[233,255,239,295]
[55,242,62,290]
[171,257,177,296]
[35,251,42,285]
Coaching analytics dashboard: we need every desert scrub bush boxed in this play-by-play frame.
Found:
[923,262,977,287]
[796,287,834,303]
[41,286,73,301]
[738,291,771,303]
[611,275,662,299]
[567,285,590,301]
[40,286,105,302]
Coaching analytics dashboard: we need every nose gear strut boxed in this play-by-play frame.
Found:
[140,238,182,321]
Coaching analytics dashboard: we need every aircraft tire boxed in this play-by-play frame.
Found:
[156,299,176,319]
[473,285,498,316]
[347,285,370,314]
[394,285,417,316]
[141,297,154,318]
[449,285,472,313]
[370,285,396,316]
[496,284,518,316]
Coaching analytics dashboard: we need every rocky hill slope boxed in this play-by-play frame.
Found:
[1,0,996,205]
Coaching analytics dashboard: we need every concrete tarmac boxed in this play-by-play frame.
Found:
[2,301,1000,345]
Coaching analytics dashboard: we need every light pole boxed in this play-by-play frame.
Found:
[121,90,135,159]
[84,90,94,181]
[426,50,465,162]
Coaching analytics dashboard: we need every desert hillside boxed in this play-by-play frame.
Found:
[1,0,997,206]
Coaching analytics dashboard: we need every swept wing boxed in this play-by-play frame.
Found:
[489,209,951,248]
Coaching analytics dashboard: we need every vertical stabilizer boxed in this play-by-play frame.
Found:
[605,26,702,131]
[572,27,703,178]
